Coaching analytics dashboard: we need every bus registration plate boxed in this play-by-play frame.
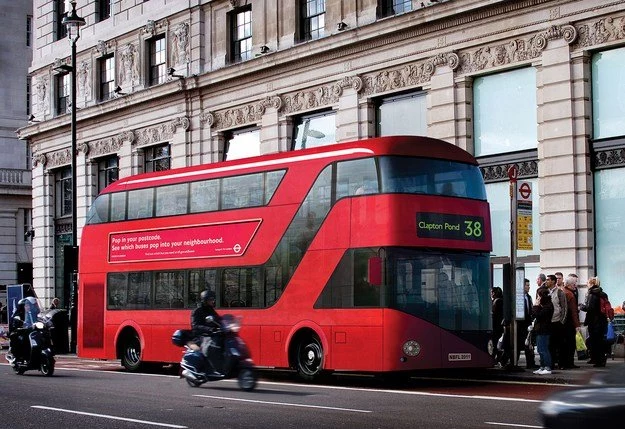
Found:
[448,353,472,361]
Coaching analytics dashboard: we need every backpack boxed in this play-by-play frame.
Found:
[600,295,614,320]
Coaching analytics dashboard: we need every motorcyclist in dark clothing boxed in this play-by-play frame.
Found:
[191,290,221,336]
[191,290,222,374]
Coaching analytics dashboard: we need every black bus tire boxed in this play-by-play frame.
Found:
[121,334,142,372]
[296,334,324,381]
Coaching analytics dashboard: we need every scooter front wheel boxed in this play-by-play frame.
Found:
[185,377,202,387]
[237,367,257,391]
[40,355,55,376]
[13,365,25,375]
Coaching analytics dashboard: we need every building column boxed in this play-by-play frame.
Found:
[453,77,473,154]
[537,38,590,276]
[31,161,55,301]
[76,146,89,244]
[170,117,191,169]
[335,77,363,143]
[261,104,280,154]
[428,61,457,145]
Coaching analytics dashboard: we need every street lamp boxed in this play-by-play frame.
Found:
[62,0,85,354]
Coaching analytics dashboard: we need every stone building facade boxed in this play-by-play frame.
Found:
[18,0,625,306]
[0,2,33,290]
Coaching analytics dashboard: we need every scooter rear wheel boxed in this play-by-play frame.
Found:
[238,368,257,391]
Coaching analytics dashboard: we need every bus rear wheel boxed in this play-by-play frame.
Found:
[121,334,142,372]
[296,334,323,381]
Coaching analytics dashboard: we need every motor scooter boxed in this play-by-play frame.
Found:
[172,314,257,391]
[5,317,55,376]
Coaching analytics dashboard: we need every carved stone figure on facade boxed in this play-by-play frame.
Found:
[119,44,139,87]
[78,60,91,103]
[34,77,49,116]
[172,22,189,67]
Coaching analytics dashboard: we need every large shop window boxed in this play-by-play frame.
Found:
[594,169,624,302]
[592,47,625,139]
[376,91,426,137]
[485,179,538,259]
[292,111,336,150]
[224,128,260,160]
[474,68,537,156]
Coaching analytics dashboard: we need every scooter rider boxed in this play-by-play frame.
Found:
[8,297,40,361]
[191,290,222,373]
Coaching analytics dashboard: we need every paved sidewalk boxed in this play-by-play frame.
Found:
[486,352,625,385]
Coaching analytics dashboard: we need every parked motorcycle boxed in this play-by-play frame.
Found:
[172,314,257,391]
[5,317,55,376]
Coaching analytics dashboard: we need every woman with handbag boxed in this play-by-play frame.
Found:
[532,286,555,375]
[579,277,608,367]
[491,287,511,368]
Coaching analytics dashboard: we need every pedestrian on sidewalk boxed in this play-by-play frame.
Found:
[547,274,567,369]
[579,277,608,367]
[533,286,554,375]
[560,275,581,369]
[517,278,536,368]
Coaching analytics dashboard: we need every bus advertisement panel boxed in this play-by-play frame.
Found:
[78,136,493,379]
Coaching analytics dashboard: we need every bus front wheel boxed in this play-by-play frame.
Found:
[121,334,142,372]
[296,334,323,381]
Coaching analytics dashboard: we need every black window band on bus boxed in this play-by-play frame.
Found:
[86,169,287,224]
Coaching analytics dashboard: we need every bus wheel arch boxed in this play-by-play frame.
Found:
[117,326,143,372]
[288,327,327,381]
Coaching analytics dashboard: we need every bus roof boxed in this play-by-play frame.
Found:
[104,136,477,193]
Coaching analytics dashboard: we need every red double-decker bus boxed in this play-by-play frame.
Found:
[78,135,493,378]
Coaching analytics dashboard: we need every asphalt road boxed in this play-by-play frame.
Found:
[0,360,563,429]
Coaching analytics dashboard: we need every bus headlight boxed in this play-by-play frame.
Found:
[402,340,421,357]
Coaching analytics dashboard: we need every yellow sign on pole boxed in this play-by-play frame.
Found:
[516,181,533,251]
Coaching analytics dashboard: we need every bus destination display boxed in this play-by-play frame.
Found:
[416,212,485,242]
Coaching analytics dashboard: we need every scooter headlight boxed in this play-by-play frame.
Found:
[225,318,241,333]
[34,321,45,330]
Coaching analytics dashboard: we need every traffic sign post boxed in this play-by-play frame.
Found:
[516,181,533,251]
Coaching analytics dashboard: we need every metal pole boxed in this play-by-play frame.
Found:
[71,38,77,249]
[69,36,78,354]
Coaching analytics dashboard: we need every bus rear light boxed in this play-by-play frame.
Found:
[402,340,421,357]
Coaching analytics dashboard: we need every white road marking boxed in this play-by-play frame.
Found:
[194,394,372,413]
[31,405,187,428]
[484,422,543,428]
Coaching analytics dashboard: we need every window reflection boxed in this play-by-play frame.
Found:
[292,112,336,150]
[390,248,490,331]
[225,129,260,160]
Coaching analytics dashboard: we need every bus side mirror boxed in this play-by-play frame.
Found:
[368,257,382,286]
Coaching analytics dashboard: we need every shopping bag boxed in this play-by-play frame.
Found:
[524,331,533,347]
[497,333,505,351]
[575,331,587,351]
[606,321,616,344]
